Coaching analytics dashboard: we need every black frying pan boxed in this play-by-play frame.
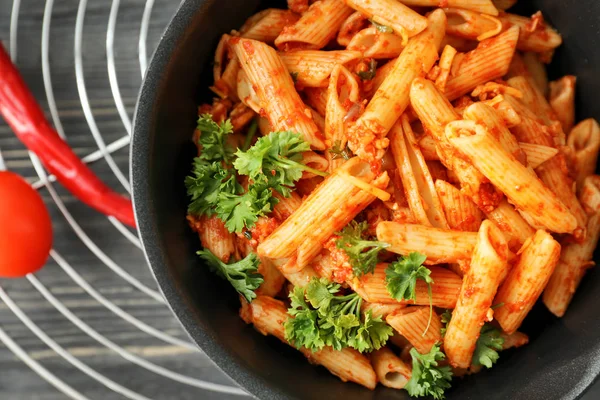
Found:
[131,1,600,398]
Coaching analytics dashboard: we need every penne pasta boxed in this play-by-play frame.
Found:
[484,199,535,251]
[387,307,443,355]
[337,11,368,47]
[445,8,503,41]
[403,0,499,15]
[347,9,446,161]
[275,0,354,50]
[279,50,362,88]
[444,221,508,368]
[493,230,561,334]
[344,0,428,40]
[347,27,405,59]
[435,180,484,232]
[258,158,389,268]
[498,12,563,53]
[325,64,360,172]
[445,26,519,101]
[303,87,328,117]
[239,9,299,43]
[568,119,600,192]
[188,214,235,263]
[446,121,577,234]
[247,296,377,389]
[579,175,600,213]
[371,348,412,389]
[211,34,240,100]
[359,264,462,308]
[549,76,577,134]
[377,221,477,264]
[389,116,449,229]
[362,302,407,319]
[492,0,516,11]
[232,38,326,150]
[522,52,549,96]
[410,78,503,211]
[518,142,558,169]
[507,76,560,132]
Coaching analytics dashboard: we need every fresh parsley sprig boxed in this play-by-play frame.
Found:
[335,220,390,277]
[196,114,235,164]
[440,309,452,337]
[329,140,352,161]
[385,252,434,335]
[197,249,263,302]
[405,344,453,400]
[472,324,504,368]
[234,131,328,197]
[357,59,377,80]
[284,278,392,353]
[370,20,394,33]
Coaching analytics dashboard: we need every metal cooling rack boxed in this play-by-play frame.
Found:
[0,0,245,398]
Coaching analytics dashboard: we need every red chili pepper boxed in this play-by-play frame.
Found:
[0,43,136,227]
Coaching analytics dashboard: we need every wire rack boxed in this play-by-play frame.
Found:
[0,0,246,398]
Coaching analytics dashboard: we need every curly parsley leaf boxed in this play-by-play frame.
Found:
[473,324,504,369]
[196,114,234,164]
[185,159,230,216]
[335,220,389,277]
[357,59,377,80]
[385,252,431,302]
[284,278,392,353]
[405,344,453,400]
[329,140,353,161]
[197,249,263,302]
[440,309,452,337]
[234,131,327,197]
[215,181,276,234]
[370,20,393,33]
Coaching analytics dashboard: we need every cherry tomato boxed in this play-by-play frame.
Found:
[0,171,52,277]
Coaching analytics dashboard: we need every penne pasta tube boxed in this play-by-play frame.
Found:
[362,302,407,319]
[237,68,261,114]
[445,26,519,101]
[500,331,529,350]
[256,256,287,297]
[376,221,477,264]
[518,142,558,169]
[283,263,320,288]
[580,175,600,213]
[348,9,446,161]
[211,34,240,100]
[549,76,577,134]
[522,52,548,96]
[239,9,300,43]
[463,102,527,165]
[279,50,362,87]
[403,0,499,15]
[325,64,360,172]
[435,180,483,232]
[492,0,516,11]
[344,0,428,40]
[410,78,503,211]
[359,264,462,308]
[275,0,354,51]
[301,151,329,179]
[434,44,458,91]
[418,134,439,161]
[440,34,478,53]
[484,199,535,251]
[493,230,561,334]
[188,215,235,263]
[303,87,328,117]
[247,296,377,389]
[258,158,389,268]
[444,221,508,368]
[507,76,560,131]
[389,116,449,229]
[444,8,502,41]
[367,58,397,98]
[347,27,405,59]
[503,95,588,236]
[498,12,563,53]
[337,11,368,47]
[371,348,412,389]
[446,122,577,234]
[543,213,600,317]
[386,307,443,355]
[232,38,326,150]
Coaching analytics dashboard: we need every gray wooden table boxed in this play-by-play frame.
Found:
[0,0,598,399]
